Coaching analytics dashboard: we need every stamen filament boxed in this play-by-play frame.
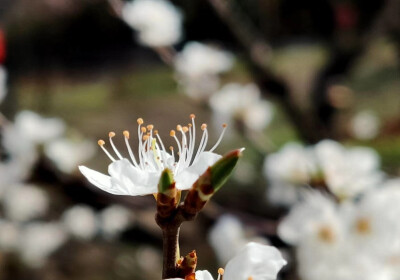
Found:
[109,132,123,160]
[123,131,139,167]
[98,140,116,162]
[209,124,227,152]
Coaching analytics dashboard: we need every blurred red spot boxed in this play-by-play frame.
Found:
[0,29,6,64]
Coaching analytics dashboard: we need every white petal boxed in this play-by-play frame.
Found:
[79,165,127,195]
[195,270,215,280]
[224,242,287,280]
[108,159,159,195]
[175,152,222,190]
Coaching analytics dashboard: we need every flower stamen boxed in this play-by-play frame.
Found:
[109,131,123,160]
[98,139,116,162]
[217,268,224,280]
[123,130,140,167]
[209,123,227,152]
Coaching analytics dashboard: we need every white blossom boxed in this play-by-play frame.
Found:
[351,110,380,140]
[0,66,7,104]
[314,140,383,199]
[1,124,38,186]
[100,204,132,239]
[14,110,66,144]
[174,42,234,100]
[2,184,49,222]
[122,0,182,47]
[210,83,273,131]
[263,143,317,206]
[166,242,286,280]
[223,242,287,280]
[175,42,233,77]
[18,222,67,267]
[79,115,228,196]
[62,205,98,240]
[208,215,248,264]
[278,191,341,246]
[44,137,96,173]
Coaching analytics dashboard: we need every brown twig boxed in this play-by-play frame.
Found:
[156,205,197,279]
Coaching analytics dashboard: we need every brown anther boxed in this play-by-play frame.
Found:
[182,126,189,133]
[141,127,147,133]
[123,130,130,139]
[137,118,144,125]
[97,140,105,146]
[318,226,335,243]
[109,131,116,138]
[218,268,225,275]
[147,132,150,136]
[147,124,154,130]
[143,135,149,141]
[154,130,158,135]
[169,146,174,151]
[201,123,207,130]
[188,123,192,128]
[248,277,253,280]
[177,125,182,131]
[356,218,371,234]
[170,130,176,137]
[190,114,195,119]
[222,123,227,128]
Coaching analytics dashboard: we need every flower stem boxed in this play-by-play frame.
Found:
[161,225,180,279]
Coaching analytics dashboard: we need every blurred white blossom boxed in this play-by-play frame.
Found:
[351,110,380,140]
[208,215,247,264]
[263,143,317,205]
[1,124,38,185]
[174,42,233,100]
[314,140,383,200]
[264,140,383,205]
[279,182,400,280]
[223,242,287,280]
[3,184,49,222]
[0,66,7,104]
[136,246,162,273]
[14,110,66,144]
[62,205,98,240]
[122,0,182,47]
[100,204,132,239]
[18,222,67,267]
[208,215,270,265]
[210,83,273,131]
[45,138,96,173]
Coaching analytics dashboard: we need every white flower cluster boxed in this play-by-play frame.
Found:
[263,140,383,206]
[0,195,133,267]
[0,108,133,267]
[279,185,400,280]
[266,139,400,280]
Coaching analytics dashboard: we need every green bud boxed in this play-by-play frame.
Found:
[210,148,243,192]
[158,168,175,194]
